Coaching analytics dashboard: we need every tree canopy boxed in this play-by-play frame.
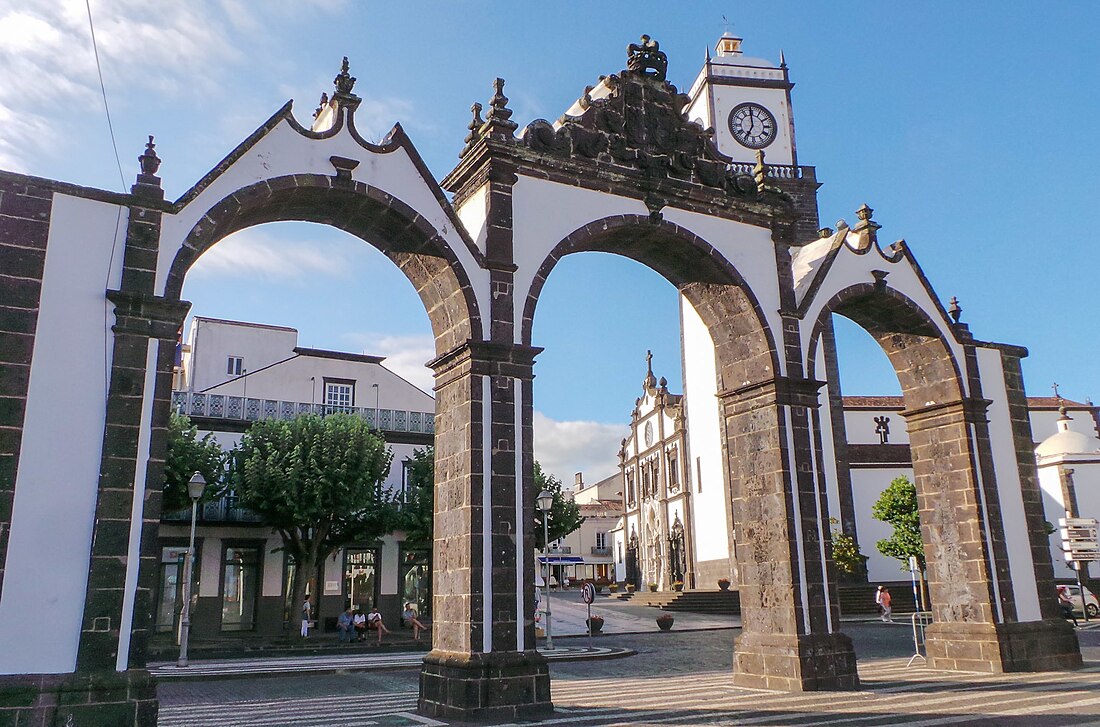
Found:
[400,446,435,550]
[232,413,398,628]
[163,413,226,511]
[871,475,925,572]
[533,462,585,549]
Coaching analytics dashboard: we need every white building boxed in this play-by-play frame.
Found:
[159,316,435,638]
[538,473,621,587]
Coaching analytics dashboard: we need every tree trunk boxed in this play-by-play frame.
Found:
[291,550,317,635]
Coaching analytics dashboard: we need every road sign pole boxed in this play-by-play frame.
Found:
[587,601,593,650]
[1076,561,1090,624]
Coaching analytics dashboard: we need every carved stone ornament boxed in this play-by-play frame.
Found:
[626,34,668,81]
[334,56,356,97]
[520,49,759,197]
[138,135,161,176]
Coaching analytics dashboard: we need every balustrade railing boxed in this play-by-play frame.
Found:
[728,162,809,180]
[161,496,263,524]
[171,390,434,434]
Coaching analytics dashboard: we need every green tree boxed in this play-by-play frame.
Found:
[828,517,868,577]
[400,446,435,549]
[533,462,585,549]
[872,475,925,572]
[231,413,398,632]
[163,413,226,512]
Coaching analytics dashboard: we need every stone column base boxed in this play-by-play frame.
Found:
[927,619,1082,673]
[732,631,860,691]
[0,669,157,726]
[418,649,552,722]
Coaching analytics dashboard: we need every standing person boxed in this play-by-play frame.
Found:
[880,587,893,622]
[874,585,884,616]
[300,596,312,638]
[367,606,389,644]
[337,607,354,643]
[402,602,427,641]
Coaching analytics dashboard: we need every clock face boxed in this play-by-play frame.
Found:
[644,421,654,447]
[728,102,777,149]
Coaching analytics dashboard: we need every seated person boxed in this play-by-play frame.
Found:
[336,607,354,643]
[352,610,368,641]
[402,602,427,641]
[366,606,389,643]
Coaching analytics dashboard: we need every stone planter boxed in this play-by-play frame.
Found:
[626,584,635,593]
[586,616,604,635]
[717,579,731,591]
[672,582,684,592]
[648,583,658,592]
[608,583,619,593]
[656,614,674,631]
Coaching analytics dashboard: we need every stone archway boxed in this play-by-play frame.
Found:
[807,283,1079,672]
[521,215,860,690]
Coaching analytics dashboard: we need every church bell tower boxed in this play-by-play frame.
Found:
[685,33,799,167]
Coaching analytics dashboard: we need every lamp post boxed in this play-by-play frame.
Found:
[372,383,379,429]
[177,471,206,667]
[536,488,554,650]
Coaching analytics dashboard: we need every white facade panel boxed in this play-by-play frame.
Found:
[851,466,915,584]
[0,194,126,675]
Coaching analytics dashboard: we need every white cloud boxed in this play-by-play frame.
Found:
[342,333,436,394]
[533,411,626,487]
[188,227,354,282]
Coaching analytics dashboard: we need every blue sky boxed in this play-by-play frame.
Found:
[4,2,1098,481]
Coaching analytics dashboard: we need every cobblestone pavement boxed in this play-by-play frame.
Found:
[158,624,1100,726]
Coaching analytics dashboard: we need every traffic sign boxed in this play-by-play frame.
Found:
[1060,517,1100,562]
[581,582,596,604]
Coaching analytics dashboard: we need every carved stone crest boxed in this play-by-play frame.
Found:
[626,34,668,81]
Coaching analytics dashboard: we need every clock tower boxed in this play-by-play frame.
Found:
[685,33,799,166]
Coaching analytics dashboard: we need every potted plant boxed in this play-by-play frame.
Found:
[717,578,731,591]
[656,613,674,631]
[672,581,684,592]
[648,583,658,592]
[608,582,619,593]
[625,583,635,594]
[586,615,604,634]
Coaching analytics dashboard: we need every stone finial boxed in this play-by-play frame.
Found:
[462,102,484,150]
[483,78,518,137]
[780,49,787,69]
[131,135,164,199]
[852,202,881,244]
[752,149,767,189]
[138,135,160,176]
[818,226,833,238]
[947,296,962,324]
[332,56,361,111]
[334,56,356,96]
[313,92,329,120]
[627,34,668,81]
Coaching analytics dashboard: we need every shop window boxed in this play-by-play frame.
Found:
[399,548,431,618]
[345,548,378,611]
[155,545,193,633]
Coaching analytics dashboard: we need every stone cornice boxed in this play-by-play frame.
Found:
[106,290,191,339]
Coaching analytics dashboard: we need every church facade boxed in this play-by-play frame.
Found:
[0,30,1085,724]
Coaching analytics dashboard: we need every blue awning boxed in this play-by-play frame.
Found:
[537,555,584,564]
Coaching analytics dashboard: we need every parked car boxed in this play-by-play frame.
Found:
[1057,584,1100,617]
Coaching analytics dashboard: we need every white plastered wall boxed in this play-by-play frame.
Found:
[0,195,127,674]
[680,299,729,563]
[154,116,490,343]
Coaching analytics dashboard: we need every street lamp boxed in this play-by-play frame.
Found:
[536,488,554,650]
[372,383,379,429]
[177,471,206,667]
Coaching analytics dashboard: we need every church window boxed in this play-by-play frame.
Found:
[626,472,636,505]
[668,450,679,488]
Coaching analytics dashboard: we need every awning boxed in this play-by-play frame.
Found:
[537,555,584,564]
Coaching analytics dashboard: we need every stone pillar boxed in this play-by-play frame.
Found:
[418,340,551,722]
[720,377,858,691]
[903,397,1080,672]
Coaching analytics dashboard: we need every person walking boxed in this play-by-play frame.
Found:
[1058,586,1080,628]
[300,596,312,638]
[874,585,884,617]
[880,587,893,622]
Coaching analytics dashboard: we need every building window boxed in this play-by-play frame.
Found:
[155,545,193,633]
[595,531,607,549]
[626,472,636,506]
[324,379,355,411]
[226,356,243,376]
[221,546,261,631]
[345,549,379,611]
[668,450,679,488]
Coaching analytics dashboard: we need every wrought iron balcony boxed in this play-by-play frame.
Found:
[171,390,434,434]
[161,495,263,524]
[590,546,611,556]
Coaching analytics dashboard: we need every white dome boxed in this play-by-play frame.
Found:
[1036,429,1100,459]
